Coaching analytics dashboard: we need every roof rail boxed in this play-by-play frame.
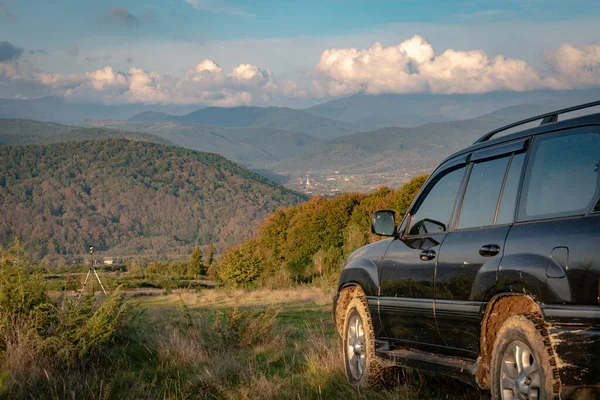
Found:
[473,100,600,144]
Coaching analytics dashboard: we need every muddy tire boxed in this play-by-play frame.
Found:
[491,314,561,400]
[342,296,383,388]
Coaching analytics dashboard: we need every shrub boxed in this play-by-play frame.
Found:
[0,241,132,393]
[212,306,279,349]
[216,241,264,286]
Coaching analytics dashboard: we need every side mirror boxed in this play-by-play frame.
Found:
[371,210,397,237]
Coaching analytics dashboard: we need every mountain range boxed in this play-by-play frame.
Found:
[0,118,171,146]
[3,88,598,192]
[78,119,322,169]
[274,115,517,175]
[3,88,598,132]
[0,96,198,125]
[1,89,599,260]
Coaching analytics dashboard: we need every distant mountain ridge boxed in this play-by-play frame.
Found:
[129,106,357,140]
[1,89,597,136]
[303,89,600,129]
[0,139,307,262]
[79,119,323,168]
[0,118,171,146]
[275,116,518,175]
[0,96,198,125]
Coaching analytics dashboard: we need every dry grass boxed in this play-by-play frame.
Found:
[1,286,488,399]
[158,286,333,309]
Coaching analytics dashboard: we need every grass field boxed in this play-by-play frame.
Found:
[0,264,491,400]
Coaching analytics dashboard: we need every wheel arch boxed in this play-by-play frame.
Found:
[335,284,366,336]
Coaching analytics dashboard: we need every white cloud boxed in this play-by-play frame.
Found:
[1,36,600,105]
[545,43,600,89]
[314,35,556,96]
[31,60,299,106]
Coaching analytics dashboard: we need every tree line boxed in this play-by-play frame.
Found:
[213,175,428,287]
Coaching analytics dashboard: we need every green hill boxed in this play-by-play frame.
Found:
[0,118,171,146]
[275,116,517,175]
[80,119,322,168]
[0,139,307,262]
[128,111,172,122]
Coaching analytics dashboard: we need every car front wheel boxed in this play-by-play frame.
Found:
[342,296,382,387]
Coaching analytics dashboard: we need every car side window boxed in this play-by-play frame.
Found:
[457,155,510,230]
[408,166,466,236]
[520,130,600,221]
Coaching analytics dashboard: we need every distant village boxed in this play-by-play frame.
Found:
[286,171,414,197]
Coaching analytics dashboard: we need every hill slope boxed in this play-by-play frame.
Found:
[80,119,322,168]
[0,118,171,146]
[275,116,516,175]
[0,140,307,262]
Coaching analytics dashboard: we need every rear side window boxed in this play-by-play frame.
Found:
[520,130,600,221]
[457,156,510,230]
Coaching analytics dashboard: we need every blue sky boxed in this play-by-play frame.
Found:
[0,0,599,106]
[3,0,599,46]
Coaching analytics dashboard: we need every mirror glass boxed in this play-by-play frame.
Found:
[371,210,396,236]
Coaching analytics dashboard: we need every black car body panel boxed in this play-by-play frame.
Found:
[334,103,600,397]
[337,238,392,297]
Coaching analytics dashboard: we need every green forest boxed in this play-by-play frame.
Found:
[0,139,307,263]
[214,175,428,287]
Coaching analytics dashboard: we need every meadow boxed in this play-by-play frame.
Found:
[0,258,489,400]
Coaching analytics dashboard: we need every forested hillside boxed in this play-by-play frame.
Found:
[0,140,307,263]
[275,116,516,175]
[214,175,428,286]
[0,118,171,146]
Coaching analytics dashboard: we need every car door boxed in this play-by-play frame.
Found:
[501,127,600,307]
[378,157,467,350]
[434,139,528,356]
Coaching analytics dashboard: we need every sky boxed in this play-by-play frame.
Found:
[0,0,599,107]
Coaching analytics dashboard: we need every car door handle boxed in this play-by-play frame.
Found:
[419,249,436,261]
[479,244,500,257]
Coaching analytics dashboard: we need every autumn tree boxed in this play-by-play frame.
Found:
[188,247,205,277]
[206,243,215,268]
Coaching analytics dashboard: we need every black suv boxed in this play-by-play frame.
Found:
[333,101,600,399]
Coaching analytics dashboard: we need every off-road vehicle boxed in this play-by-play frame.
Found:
[333,101,600,399]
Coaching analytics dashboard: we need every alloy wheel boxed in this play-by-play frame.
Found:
[346,313,366,381]
[500,340,541,400]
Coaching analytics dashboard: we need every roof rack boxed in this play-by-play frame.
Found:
[473,100,600,144]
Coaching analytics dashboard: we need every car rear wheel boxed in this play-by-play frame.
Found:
[342,296,382,387]
[491,314,560,400]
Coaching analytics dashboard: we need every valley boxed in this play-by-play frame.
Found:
[2,89,599,261]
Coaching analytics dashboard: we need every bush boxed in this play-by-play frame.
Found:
[0,241,132,393]
[212,306,279,349]
[216,241,264,286]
